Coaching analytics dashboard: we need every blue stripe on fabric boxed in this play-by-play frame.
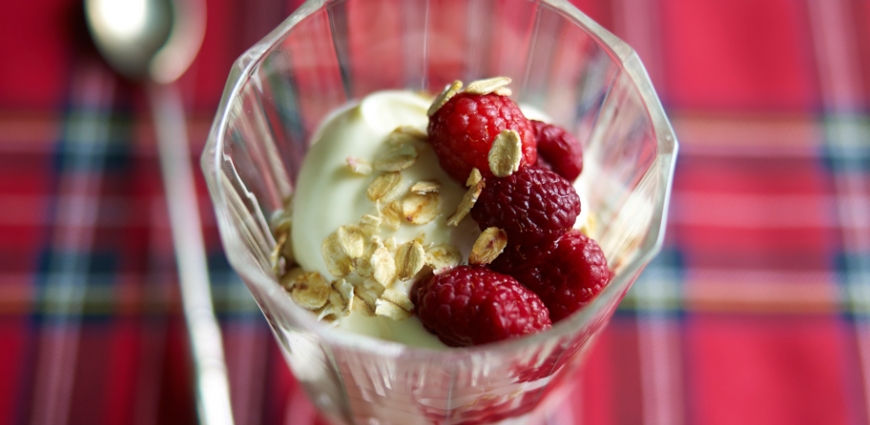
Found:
[620,245,686,319]
[20,66,124,424]
[208,251,262,321]
[820,115,870,173]
[821,110,870,424]
[834,252,870,322]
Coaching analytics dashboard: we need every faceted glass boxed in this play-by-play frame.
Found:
[202,0,678,423]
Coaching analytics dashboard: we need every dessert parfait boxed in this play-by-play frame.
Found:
[204,1,678,424]
[270,76,612,354]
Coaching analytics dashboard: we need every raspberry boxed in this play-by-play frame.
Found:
[428,92,536,182]
[532,120,583,182]
[412,265,551,347]
[506,230,612,322]
[489,236,557,275]
[470,167,580,246]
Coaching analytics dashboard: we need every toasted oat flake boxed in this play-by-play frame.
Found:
[357,278,385,308]
[270,232,288,273]
[375,299,412,320]
[279,267,305,290]
[371,245,397,287]
[401,193,441,225]
[360,214,382,233]
[322,232,353,277]
[354,278,384,304]
[355,240,383,278]
[384,236,398,252]
[381,288,414,311]
[410,180,441,194]
[337,225,365,258]
[425,244,463,273]
[346,157,373,175]
[319,288,346,320]
[447,181,483,226]
[289,272,332,310]
[580,213,598,237]
[395,240,426,280]
[349,294,375,317]
[333,278,354,304]
[488,130,522,177]
[428,80,463,116]
[373,144,418,172]
[465,76,512,95]
[353,257,372,278]
[469,227,508,265]
[386,132,421,146]
[270,209,295,267]
[466,168,483,187]
[367,172,402,201]
[328,287,345,308]
[394,125,428,140]
[494,87,512,97]
[381,201,403,230]
[317,306,339,322]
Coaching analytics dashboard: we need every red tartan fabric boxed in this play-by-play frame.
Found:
[1,1,869,424]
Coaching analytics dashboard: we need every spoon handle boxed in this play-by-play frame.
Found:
[148,82,235,425]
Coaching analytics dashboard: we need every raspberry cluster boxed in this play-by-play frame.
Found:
[414,80,611,348]
[428,92,537,182]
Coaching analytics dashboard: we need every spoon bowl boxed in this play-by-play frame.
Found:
[85,0,205,83]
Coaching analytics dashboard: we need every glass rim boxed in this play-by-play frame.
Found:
[201,0,679,360]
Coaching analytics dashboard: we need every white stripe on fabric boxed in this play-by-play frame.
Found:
[0,194,218,227]
[613,0,682,424]
[675,143,821,159]
[634,267,684,425]
[29,63,115,425]
[684,269,839,306]
[672,193,867,229]
[808,1,870,423]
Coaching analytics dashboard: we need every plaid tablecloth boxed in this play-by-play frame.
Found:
[2,0,869,424]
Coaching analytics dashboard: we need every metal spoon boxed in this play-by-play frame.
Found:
[84,1,235,425]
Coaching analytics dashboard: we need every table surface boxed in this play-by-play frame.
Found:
[1,0,869,424]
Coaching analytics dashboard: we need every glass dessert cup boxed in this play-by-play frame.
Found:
[202,0,678,424]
